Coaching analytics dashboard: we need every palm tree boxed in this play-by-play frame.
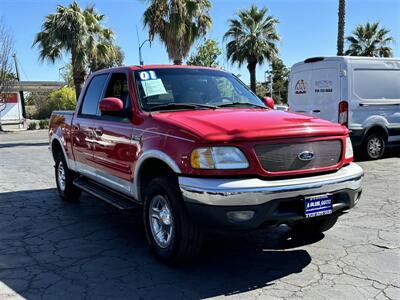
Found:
[33,2,122,97]
[224,5,280,93]
[143,0,212,65]
[337,0,345,55]
[345,22,394,57]
[83,6,124,72]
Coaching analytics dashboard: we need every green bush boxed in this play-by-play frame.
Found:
[25,87,77,119]
[39,119,50,129]
[27,122,37,130]
[48,87,77,111]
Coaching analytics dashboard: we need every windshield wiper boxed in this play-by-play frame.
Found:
[216,102,266,109]
[148,103,217,112]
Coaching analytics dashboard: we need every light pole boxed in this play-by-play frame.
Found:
[266,66,273,98]
[58,66,65,82]
[139,39,150,66]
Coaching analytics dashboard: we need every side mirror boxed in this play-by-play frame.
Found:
[99,97,124,115]
[262,97,275,109]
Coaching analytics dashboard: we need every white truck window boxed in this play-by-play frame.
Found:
[354,69,400,100]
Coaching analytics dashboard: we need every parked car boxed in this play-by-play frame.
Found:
[275,104,289,111]
[49,65,363,263]
[288,56,400,160]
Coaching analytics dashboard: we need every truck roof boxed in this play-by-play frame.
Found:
[91,64,225,76]
[291,56,400,69]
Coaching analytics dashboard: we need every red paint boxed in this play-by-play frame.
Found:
[99,97,124,113]
[262,97,275,109]
[1,93,18,103]
[49,65,353,185]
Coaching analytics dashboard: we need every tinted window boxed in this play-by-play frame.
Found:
[133,68,264,111]
[354,69,400,100]
[80,74,108,115]
[104,73,131,110]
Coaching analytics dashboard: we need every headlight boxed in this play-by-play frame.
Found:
[190,147,249,169]
[345,137,353,159]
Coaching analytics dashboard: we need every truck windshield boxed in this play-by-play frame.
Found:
[133,68,265,111]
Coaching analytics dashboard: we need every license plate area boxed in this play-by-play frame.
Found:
[304,194,333,218]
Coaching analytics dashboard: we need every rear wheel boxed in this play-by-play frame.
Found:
[55,152,81,202]
[143,176,203,264]
[362,132,385,160]
[290,215,338,236]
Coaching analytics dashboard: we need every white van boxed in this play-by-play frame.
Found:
[0,92,24,127]
[288,56,400,159]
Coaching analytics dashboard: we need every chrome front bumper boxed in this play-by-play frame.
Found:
[179,163,364,206]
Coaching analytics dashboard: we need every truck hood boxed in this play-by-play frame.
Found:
[152,108,348,142]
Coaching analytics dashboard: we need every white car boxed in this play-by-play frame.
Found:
[288,56,400,159]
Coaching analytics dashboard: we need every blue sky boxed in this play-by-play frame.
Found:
[0,0,399,84]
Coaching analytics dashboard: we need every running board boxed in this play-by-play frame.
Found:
[73,177,139,210]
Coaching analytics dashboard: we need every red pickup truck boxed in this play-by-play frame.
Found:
[49,65,363,263]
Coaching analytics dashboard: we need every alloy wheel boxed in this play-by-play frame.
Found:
[149,194,174,248]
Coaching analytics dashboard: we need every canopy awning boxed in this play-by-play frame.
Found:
[4,81,66,92]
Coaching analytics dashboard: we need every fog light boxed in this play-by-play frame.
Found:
[226,211,255,223]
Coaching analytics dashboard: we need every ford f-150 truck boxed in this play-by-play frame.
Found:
[49,65,364,263]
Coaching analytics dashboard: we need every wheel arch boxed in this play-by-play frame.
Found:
[50,136,72,170]
[363,125,389,142]
[134,150,181,202]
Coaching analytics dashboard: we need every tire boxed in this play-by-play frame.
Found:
[143,176,203,264]
[290,215,338,236]
[55,152,81,202]
[362,132,385,160]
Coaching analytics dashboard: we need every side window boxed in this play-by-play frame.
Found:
[104,73,131,111]
[354,69,400,100]
[80,74,108,116]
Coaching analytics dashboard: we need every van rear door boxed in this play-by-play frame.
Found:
[289,60,341,123]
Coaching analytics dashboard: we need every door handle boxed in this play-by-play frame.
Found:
[95,127,104,136]
[313,110,321,113]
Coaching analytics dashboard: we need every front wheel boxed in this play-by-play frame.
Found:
[290,215,339,236]
[143,176,203,264]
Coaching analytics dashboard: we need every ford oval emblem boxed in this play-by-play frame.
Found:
[298,151,315,161]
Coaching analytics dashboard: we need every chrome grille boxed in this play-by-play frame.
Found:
[255,140,342,172]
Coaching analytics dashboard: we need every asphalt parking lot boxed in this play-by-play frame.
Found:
[0,131,399,300]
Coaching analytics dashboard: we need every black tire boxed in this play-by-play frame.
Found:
[55,152,81,202]
[362,131,385,160]
[143,176,203,264]
[290,215,339,236]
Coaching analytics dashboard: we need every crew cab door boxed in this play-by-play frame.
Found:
[72,74,108,178]
[91,72,137,195]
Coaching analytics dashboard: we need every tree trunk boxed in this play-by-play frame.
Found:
[247,61,257,93]
[173,58,183,65]
[337,0,345,56]
[71,52,86,100]
[73,75,84,100]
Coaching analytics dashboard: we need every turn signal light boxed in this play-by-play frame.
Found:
[338,101,348,127]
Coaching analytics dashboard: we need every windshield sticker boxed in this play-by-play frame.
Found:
[139,70,158,81]
[141,79,167,97]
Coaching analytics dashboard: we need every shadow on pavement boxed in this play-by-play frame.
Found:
[354,142,400,162]
[0,188,313,299]
[0,142,49,148]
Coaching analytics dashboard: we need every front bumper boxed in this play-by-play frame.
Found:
[179,163,363,229]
